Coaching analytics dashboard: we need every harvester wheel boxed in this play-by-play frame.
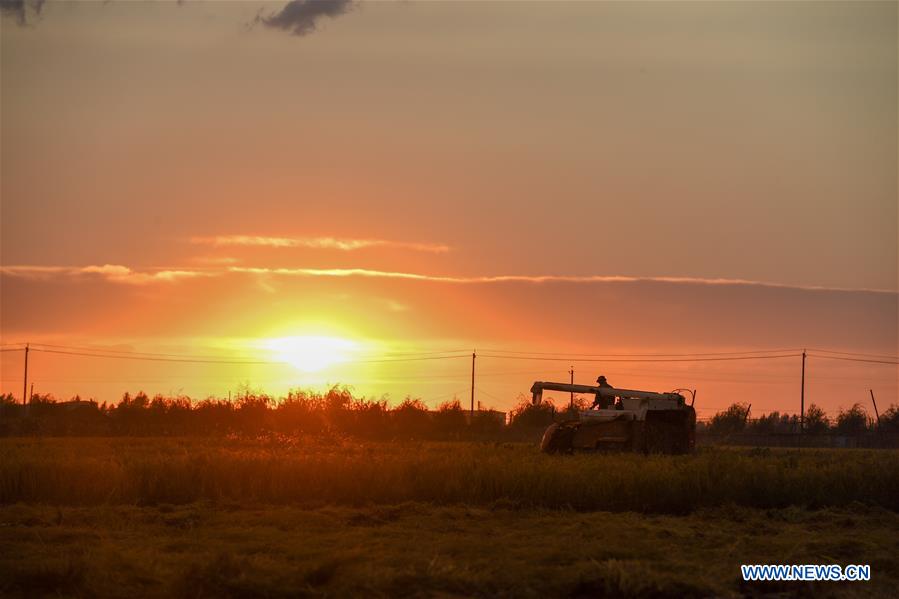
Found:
[644,411,692,454]
[541,422,576,454]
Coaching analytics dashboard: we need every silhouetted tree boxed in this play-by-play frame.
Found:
[324,386,354,432]
[708,403,750,434]
[434,399,467,438]
[835,403,871,435]
[751,411,782,434]
[349,397,389,438]
[392,397,431,438]
[879,405,899,432]
[276,390,325,434]
[236,393,272,433]
[509,395,556,429]
[803,403,830,434]
[194,398,237,434]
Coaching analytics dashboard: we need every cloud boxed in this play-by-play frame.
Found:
[225,267,897,295]
[1,264,211,285]
[2,0,352,37]
[0,0,44,26]
[255,0,354,37]
[81,264,132,277]
[191,256,240,265]
[3,263,896,295]
[191,235,450,253]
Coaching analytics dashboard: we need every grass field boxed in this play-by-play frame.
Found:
[2,437,898,597]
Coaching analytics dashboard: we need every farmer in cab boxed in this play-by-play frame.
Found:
[591,375,613,409]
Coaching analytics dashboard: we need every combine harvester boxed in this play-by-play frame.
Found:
[531,379,696,454]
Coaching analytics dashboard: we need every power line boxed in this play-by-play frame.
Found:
[31,348,277,365]
[22,346,804,367]
[28,347,471,366]
[478,347,804,358]
[807,353,899,366]
[356,354,470,364]
[16,342,898,363]
[26,342,471,362]
[477,353,801,363]
[367,348,472,357]
[807,348,899,361]
[28,342,264,360]
[474,386,505,404]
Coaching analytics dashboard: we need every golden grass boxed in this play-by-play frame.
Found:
[2,437,897,513]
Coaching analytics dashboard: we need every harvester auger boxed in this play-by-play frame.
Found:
[531,380,696,454]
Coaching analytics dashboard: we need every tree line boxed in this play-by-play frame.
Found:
[700,402,899,435]
[1,389,895,439]
[0,388,519,439]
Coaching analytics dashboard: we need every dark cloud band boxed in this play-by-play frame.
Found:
[0,0,44,26]
[2,0,355,38]
[256,0,354,37]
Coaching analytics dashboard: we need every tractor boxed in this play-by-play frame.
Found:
[531,379,696,454]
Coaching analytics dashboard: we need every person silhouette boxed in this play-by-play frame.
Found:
[591,375,613,409]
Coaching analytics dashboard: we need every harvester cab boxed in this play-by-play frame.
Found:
[531,380,696,454]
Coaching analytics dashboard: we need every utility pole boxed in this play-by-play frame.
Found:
[870,389,880,428]
[470,350,476,415]
[22,344,29,406]
[799,349,806,447]
[569,366,574,408]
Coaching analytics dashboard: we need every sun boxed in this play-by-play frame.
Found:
[263,336,357,372]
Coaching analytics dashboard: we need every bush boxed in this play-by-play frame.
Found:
[708,403,750,434]
[275,391,325,434]
[348,397,389,438]
[509,396,555,429]
[392,397,432,438]
[835,403,872,435]
[804,403,830,434]
[751,411,782,434]
[879,405,899,432]
[470,409,505,437]
[236,393,272,434]
[193,398,237,434]
[434,400,467,438]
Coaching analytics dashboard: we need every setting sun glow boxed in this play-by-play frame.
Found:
[263,336,358,373]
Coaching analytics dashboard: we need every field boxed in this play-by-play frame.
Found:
[2,437,898,597]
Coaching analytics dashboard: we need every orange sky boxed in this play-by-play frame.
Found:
[1,1,896,416]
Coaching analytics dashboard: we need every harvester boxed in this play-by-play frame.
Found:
[531,379,696,454]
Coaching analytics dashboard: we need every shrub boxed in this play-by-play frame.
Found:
[879,404,899,432]
[236,393,272,433]
[349,397,389,438]
[470,409,505,437]
[434,400,467,438]
[804,403,830,434]
[708,403,750,434]
[509,396,555,429]
[751,411,782,434]
[835,403,872,435]
[392,397,432,438]
[275,391,325,434]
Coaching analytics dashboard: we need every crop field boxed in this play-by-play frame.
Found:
[2,437,898,597]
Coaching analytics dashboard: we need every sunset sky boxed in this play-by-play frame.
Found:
[1,1,897,416]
